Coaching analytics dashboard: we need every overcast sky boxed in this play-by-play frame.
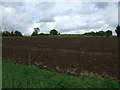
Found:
[0,1,118,35]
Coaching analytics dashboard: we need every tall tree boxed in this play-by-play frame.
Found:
[115,25,120,37]
[31,27,40,36]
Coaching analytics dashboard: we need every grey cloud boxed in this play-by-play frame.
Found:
[2,2,24,8]
[62,9,73,15]
[36,2,56,22]
[77,3,98,15]
[1,2,27,14]
[94,2,109,9]
[39,18,55,22]
[39,14,55,22]
[36,2,56,11]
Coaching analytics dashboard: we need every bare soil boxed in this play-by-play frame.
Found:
[2,36,120,81]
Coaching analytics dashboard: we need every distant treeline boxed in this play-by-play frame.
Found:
[2,30,22,36]
[82,30,112,37]
[1,25,120,37]
[31,28,60,36]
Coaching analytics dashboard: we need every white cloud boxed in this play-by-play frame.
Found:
[27,22,40,35]
[1,3,34,35]
[39,22,54,33]
[52,2,118,35]
[1,2,118,35]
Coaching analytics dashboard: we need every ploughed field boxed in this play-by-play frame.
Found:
[2,36,120,81]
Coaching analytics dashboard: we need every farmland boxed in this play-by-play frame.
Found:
[2,36,120,82]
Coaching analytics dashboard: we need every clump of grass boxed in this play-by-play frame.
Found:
[2,60,120,88]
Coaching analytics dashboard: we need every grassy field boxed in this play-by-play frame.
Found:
[2,59,120,88]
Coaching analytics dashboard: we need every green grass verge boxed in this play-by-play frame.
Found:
[2,60,120,88]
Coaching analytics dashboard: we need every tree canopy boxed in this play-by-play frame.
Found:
[50,29,59,35]
[2,30,22,36]
[14,31,22,36]
[83,30,112,37]
[106,30,112,37]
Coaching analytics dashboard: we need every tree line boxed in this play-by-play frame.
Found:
[31,28,60,36]
[1,25,120,37]
[2,30,22,36]
[1,28,60,36]
[82,30,112,37]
